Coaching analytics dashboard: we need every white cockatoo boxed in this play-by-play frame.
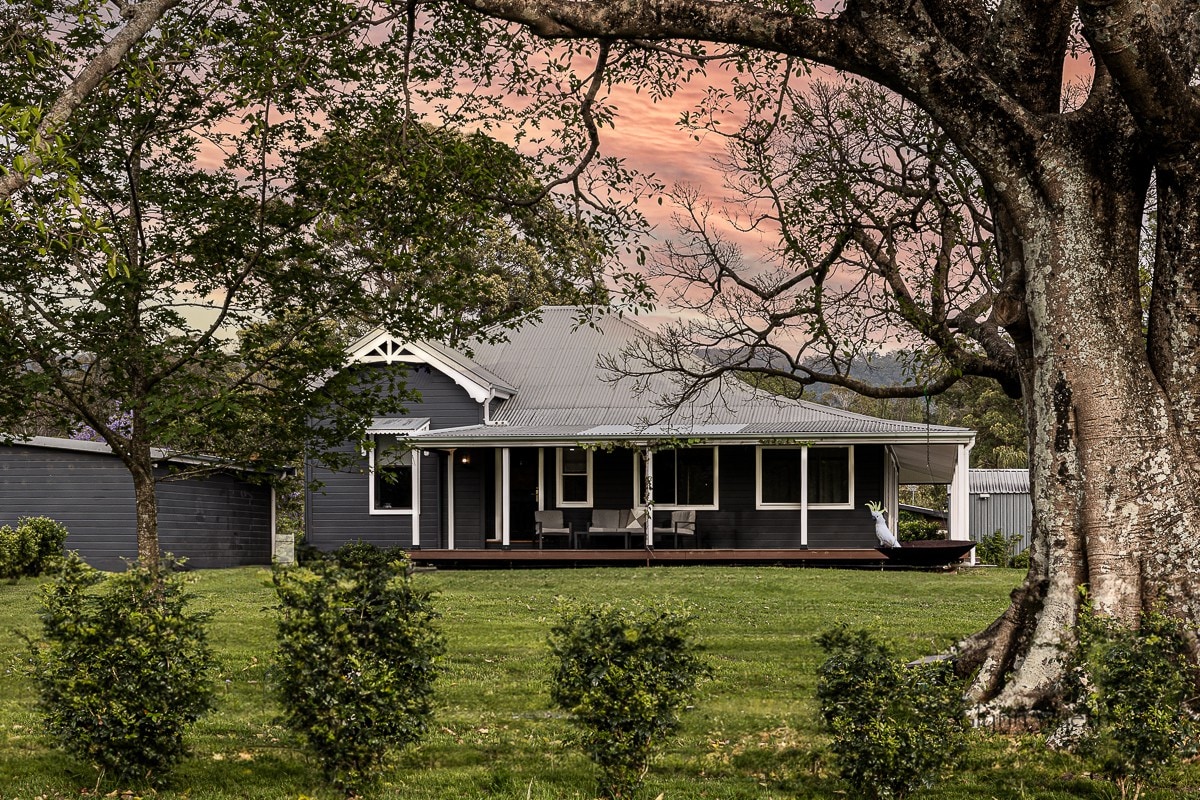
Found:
[865,501,901,548]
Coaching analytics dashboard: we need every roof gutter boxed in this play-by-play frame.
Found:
[407,431,976,448]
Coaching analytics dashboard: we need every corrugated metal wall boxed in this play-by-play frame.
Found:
[969,470,1032,554]
[969,491,1033,553]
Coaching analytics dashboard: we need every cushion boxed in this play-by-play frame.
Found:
[535,510,564,529]
[591,509,620,529]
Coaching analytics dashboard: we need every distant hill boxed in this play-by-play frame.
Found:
[698,347,918,400]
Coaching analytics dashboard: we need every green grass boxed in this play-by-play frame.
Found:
[0,565,1195,799]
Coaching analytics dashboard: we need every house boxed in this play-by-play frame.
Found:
[969,468,1032,552]
[305,307,976,553]
[0,436,283,570]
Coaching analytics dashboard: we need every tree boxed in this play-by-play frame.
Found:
[0,1,605,569]
[294,107,608,346]
[939,378,1027,470]
[430,0,1200,723]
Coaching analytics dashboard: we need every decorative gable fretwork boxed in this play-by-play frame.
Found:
[346,330,512,409]
[355,334,421,365]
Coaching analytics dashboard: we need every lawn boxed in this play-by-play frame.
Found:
[0,565,1192,799]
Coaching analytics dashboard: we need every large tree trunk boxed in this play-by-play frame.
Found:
[956,132,1200,723]
[440,0,1200,726]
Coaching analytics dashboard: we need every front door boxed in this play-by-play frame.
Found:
[510,447,539,542]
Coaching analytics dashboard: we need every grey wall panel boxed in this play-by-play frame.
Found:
[0,444,271,570]
[306,363,485,550]
[306,441,414,551]
[352,363,484,429]
[418,450,441,549]
[156,471,272,568]
[681,445,883,550]
[451,451,486,549]
[970,493,1033,552]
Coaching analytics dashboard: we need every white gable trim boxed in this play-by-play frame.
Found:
[348,332,512,406]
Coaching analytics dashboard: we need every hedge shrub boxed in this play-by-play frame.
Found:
[1071,605,1196,799]
[27,554,214,784]
[896,511,945,542]
[816,626,967,800]
[973,529,1026,566]
[549,601,708,800]
[0,516,68,579]
[273,541,444,795]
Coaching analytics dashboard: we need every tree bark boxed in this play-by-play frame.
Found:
[130,456,161,573]
[958,123,1200,720]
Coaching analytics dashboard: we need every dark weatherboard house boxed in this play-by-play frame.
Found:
[306,307,977,555]
[0,436,278,570]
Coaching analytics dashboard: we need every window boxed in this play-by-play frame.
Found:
[756,446,854,509]
[556,447,593,506]
[652,447,717,507]
[808,447,852,507]
[371,435,415,513]
[759,448,804,506]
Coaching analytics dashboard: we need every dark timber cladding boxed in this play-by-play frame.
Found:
[0,439,273,570]
[306,362,485,551]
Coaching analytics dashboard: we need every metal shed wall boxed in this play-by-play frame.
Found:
[969,469,1032,552]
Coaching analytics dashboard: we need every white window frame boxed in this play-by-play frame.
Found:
[756,445,855,510]
[556,447,593,507]
[640,446,720,510]
[756,446,805,509]
[368,434,420,516]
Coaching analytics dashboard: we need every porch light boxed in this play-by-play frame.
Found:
[460,453,471,465]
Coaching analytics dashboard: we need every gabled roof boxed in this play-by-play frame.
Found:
[347,330,516,403]
[374,306,971,445]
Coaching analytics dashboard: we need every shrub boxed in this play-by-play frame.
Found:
[973,529,1025,566]
[0,516,69,579]
[1071,605,1195,799]
[816,626,967,800]
[0,523,36,579]
[273,541,444,795]
[26,554,215,784]
[549,601,709,800]
[21,516,68,573]
[897,511,944,542]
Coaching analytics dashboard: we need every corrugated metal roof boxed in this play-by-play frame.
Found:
[461,307,971,439]
[969,469,1030,494]
[418,339,517,395]
[367,417,430,433]
[1,435,288,474]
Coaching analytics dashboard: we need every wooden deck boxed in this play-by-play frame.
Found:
[409,547,895,569]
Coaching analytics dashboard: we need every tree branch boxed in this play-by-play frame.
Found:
[0,0,183,201]
[1078,0,1200,149]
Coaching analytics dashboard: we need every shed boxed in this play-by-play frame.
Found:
[0,436,280,570]
[969,469,1032,552]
